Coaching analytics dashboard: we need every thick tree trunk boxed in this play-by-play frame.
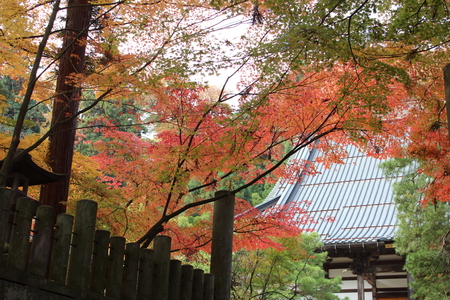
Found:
[444,64,450,141]
[39,0,92,215]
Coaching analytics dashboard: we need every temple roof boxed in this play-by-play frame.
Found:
[257,145,407,246]
[0,153,66,187]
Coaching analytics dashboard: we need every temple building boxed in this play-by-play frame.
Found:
[257,144,411,300]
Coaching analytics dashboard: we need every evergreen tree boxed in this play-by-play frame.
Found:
[0,76,49,135]
[380,158,450,299]
[75,96,148,156]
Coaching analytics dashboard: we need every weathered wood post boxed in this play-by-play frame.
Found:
[169,259,182,300]
[137,248,154,299]
[49,213,74,283]
[152,235,171,300]
[106,236,126,298]
[28,205,55,277]
[210,190,235,300]
[203,273,215,300]
[122,243,140,300]
[0,188,13,264]
[8,196,39,271]
[192,269,204,300]
[90,230,110,294]
[67,199,97,292]
[180,264,193,300]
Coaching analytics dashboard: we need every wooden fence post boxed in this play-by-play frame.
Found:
[90,230,110,295]
[122,243,140,300]
[8,197,38,271]
[153,235,171,300]
[106,236,126,298]
[180,265,193,300]
[169,260,182,300]
[6,190,21,245]
[192,269,204,300]
[0,188,13,264]
[210,190,235,300]
[203,273,215,300]
[137,248,154,300]
[49,213,74,283]
[67,199,97,292]
[28,205,55,277]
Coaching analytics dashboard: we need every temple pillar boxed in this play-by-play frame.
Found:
[357,272,365,300]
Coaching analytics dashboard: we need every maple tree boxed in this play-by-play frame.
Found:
[0,0,450,253]
[370,57,450,203]
[83,68,411,247]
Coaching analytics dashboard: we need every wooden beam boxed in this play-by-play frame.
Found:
[322,243,397,257]
[375,291,409,298]
[360,265,404,273]
[339,287,408,293]
[339,289,373,293]
[328,260,405,270]
[364,272,376,287]
[340,274,407,281]
[363,272,377,300]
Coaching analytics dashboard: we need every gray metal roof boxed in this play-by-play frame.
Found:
[257,145,405,245]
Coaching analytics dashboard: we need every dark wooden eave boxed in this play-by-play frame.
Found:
[0,153,66,186]
[321,240,396,257]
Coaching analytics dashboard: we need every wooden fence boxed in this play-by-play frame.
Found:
[0,188,215,300]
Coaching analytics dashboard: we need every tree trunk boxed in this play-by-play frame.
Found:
[444,64,450,141]
[39,0,92,215]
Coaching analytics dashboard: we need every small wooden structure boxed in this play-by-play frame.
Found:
[0,152,65,195]
[258,145,411,300]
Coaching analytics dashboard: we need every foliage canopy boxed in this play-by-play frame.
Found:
[0,0,450,251]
